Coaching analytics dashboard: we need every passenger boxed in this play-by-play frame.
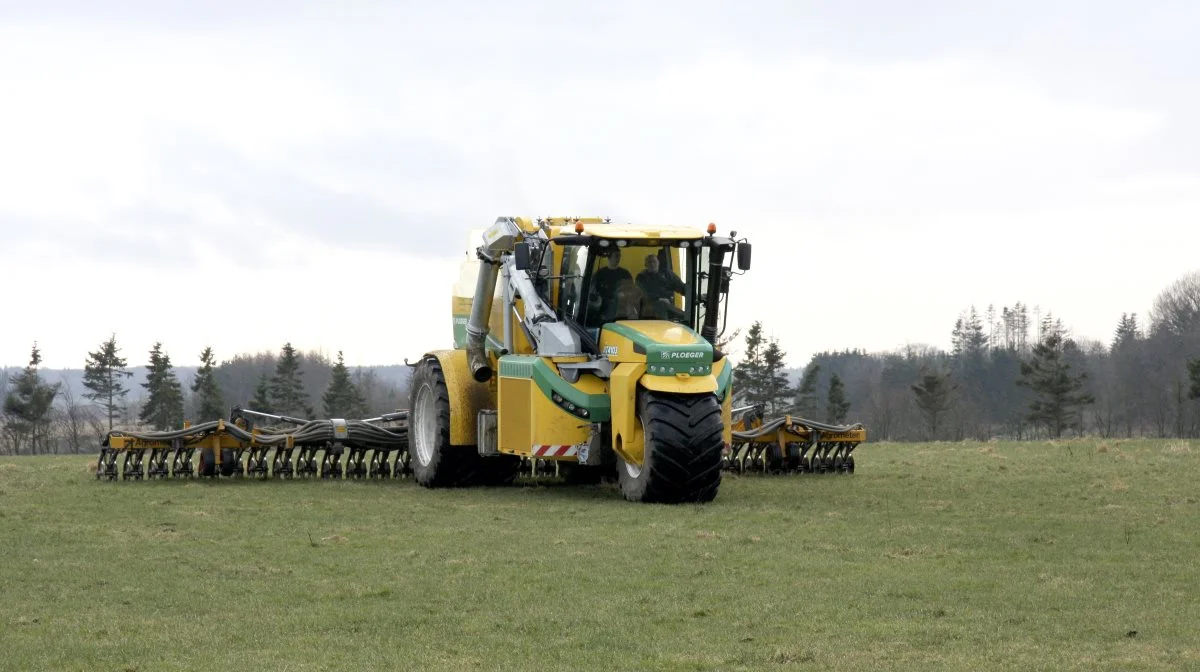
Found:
[636,253,686,319]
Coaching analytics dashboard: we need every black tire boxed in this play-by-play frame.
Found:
[617,391,723,503]
[785,443,802,472]
[409,356,482,487]
[220,449,239,477]
[199,448,216,477]
[765,444,785,474]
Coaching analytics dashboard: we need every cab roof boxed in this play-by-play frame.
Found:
[513,217,707,241]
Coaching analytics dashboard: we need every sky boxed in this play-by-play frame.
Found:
[1,0,1198,369]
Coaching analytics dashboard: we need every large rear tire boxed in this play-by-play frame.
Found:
[617,391,723,503]
[409,355,483,487]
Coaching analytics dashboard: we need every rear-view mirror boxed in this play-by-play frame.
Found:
[514,242,531,271]
[736,243,752,271]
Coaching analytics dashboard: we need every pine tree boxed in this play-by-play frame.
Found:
[2,344,60,453]
[269,343,311,418]
[732,322,765,406]
[911,368,957,439]
[191,346,225,421]
[1110,313,1145,436]
[760,340,791,415]
[1112,312,1142,350]
[1017,332,1094,438]
[139,342,185,430]
[826,373,850,424]
[793,363,821,418]
[322,351,366,418]
[951,306,988,359]
[82,333,132,431]
[250,374,274,413]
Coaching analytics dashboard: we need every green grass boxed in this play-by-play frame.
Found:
[1,439,1198,671]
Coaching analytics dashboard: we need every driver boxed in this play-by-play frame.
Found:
[591,248,633,322]
[636,253,686,319]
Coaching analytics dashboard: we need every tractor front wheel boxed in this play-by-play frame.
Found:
[617,391,723,503]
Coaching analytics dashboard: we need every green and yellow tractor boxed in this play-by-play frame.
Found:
[409,216,751,503]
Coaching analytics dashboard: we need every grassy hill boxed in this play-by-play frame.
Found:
[1,439,1197,670]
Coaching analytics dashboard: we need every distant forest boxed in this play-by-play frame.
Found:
[3,269,1198,455]
[0,341,410,455]
[733,269,1200,441]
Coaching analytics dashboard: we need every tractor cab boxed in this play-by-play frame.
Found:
[516,221,752,350]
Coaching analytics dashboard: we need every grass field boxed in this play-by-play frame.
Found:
[1,439,1198,671]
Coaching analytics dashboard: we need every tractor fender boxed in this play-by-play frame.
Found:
[609,362,646,466]
[426,350,495,447]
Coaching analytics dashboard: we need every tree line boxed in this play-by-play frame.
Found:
[730,270,1200,440]
[0,339,409,455]
[4,269,1198,452]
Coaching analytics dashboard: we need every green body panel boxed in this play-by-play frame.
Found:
[602,322,714,376]
[498,355,612,422]
[453,317,467,349]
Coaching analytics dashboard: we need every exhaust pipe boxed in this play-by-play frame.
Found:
[466,251,500,382]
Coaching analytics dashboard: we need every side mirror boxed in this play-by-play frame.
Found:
[736,242,752,271]
[514,242,531,271]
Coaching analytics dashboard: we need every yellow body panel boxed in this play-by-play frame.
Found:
[623,320,704,345]
[599,320,703,360]
[568,370,609,397]
[542,217,608,228]
[513,217,541,234]
[641,373,718,394]
[731,414,867,444]
[497,361,599,458]
[597,329,647,363]
[107,433,243,450]
[575,225,704,240]
[527,391,590,456]
[430,349,495,446]
[721,391,733,446]
[497,376,532,452]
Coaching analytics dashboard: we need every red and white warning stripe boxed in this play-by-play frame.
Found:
[531,444,579,458]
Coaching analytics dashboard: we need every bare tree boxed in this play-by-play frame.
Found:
[56,380,96,454]
[1149,269,1200,337]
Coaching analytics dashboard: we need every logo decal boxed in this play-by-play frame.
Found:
[602,345,619,356]
[665,351,705,360]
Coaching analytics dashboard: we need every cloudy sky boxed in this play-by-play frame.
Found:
[2,1,1198,369]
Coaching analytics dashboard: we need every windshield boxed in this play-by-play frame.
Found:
[562,241,707,329]
[558,244,589,319]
